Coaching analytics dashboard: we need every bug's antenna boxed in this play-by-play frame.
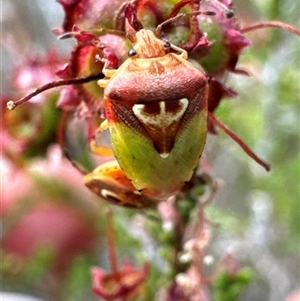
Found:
[155,13,186,37]
[155,11,215,37]
[166,0,234,20]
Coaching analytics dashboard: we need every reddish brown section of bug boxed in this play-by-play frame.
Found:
[103,44,207,155]
[105,54,207,106]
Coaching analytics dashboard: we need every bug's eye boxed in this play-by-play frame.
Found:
[128,48,137,57]
[163,40,171,48]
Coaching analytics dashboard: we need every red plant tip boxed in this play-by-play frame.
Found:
[124,1,144,32]
[241,21,300,36]
[91,262,150,300]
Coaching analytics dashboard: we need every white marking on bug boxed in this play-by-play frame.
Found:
[133,98,188,128]
[101,189,118,200]
[133,98,189,158]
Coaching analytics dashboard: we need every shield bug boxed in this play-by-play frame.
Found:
[84,27,209,207]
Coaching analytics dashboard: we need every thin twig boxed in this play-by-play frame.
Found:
[209,113,271,171]
[7,73,103,110]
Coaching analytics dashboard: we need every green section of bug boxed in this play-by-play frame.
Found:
[109,110,207,199]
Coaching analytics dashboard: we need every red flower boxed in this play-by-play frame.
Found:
[92,261,149,300]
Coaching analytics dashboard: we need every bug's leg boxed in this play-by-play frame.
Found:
[98,59,118,88]
[90,119,115,157]
[90,139,114,157]
[84,160,158,208]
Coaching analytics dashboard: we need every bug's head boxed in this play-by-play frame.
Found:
[128,29,171,59]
